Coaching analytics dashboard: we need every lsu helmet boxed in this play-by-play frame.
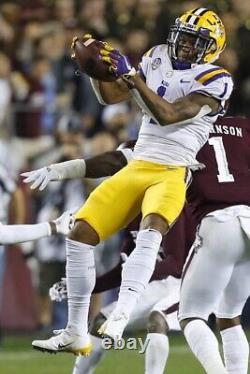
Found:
[167,8,226,64]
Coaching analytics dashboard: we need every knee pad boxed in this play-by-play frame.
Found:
[147,311,169,334]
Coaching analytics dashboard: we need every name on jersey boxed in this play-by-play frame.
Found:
[210,124,242,137]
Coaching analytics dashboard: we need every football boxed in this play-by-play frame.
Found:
[72,36,117,82]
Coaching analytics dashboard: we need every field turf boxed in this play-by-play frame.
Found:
[0,332,205,374]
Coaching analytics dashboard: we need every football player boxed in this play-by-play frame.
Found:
[24,117,250,373]
[28,8,233,354]
[178,116,250,373]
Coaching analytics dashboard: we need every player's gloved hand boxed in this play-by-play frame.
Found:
[49,278,67,302]
[52,211,75,235]
[101,48,136,78]
[21,166,60,191]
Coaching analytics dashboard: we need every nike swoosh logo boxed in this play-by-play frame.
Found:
[180,79,190,83]
[58,342,73,349]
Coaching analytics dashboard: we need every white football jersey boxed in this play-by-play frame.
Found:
[133,45,233,166]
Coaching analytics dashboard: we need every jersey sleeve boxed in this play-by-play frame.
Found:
[190,66,234,113]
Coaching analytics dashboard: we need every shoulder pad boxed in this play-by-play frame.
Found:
[143,44,165,59]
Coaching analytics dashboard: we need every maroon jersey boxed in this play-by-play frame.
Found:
[188,117,250,222]
[94,206,196,293]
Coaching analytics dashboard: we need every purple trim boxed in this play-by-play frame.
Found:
[207,105,224,117]
[219,82,228,98]
[203,72,231,86]
[172,59,191,70]
[195,67,221,81]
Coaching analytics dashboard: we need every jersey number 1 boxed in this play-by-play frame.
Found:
[208,137,234,183]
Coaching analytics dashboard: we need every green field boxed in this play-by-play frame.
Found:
[0,333,205,374]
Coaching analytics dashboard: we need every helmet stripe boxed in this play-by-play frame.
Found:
[193,8,208,16]
[189,15,199,25]
[193,16,200,25]
[185,14,192,23]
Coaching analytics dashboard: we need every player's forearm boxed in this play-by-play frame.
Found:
[92,78,131,104]
[0,222,52,245]
[130,75,209,125]
[44,152,126,181]
[22,151,129,191]
[48,151,127,179]
[85,151,127,178]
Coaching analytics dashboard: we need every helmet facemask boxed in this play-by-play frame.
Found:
[167,20,216,65]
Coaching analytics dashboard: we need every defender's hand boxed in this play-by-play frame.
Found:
[21,166,60,191]
[52,211,75,236]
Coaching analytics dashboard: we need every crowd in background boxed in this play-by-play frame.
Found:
[0,0,249,334]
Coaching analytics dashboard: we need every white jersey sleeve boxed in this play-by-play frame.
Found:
[190,65,233,115]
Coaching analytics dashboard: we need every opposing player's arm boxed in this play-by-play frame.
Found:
[21,149,131,190]
[129,74,218,125]
[85,150,128,177]
[90,77,131,104]
[0,211,75,245]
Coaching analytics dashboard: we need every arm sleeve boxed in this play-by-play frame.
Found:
[0,222,51,245]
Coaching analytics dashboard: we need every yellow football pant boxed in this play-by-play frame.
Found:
[75,160,187,241]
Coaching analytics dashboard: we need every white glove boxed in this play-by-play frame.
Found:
[53,211,75,235]
[49,278,67,302]
[21,166,60,191]
[21,159,86,191]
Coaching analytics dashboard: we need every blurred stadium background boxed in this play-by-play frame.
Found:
[0,0,250,373]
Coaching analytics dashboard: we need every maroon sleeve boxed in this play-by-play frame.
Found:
[93,215,140,293]
[151,205,196,280]
[93,262,122,293]
[188,117,250,222]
